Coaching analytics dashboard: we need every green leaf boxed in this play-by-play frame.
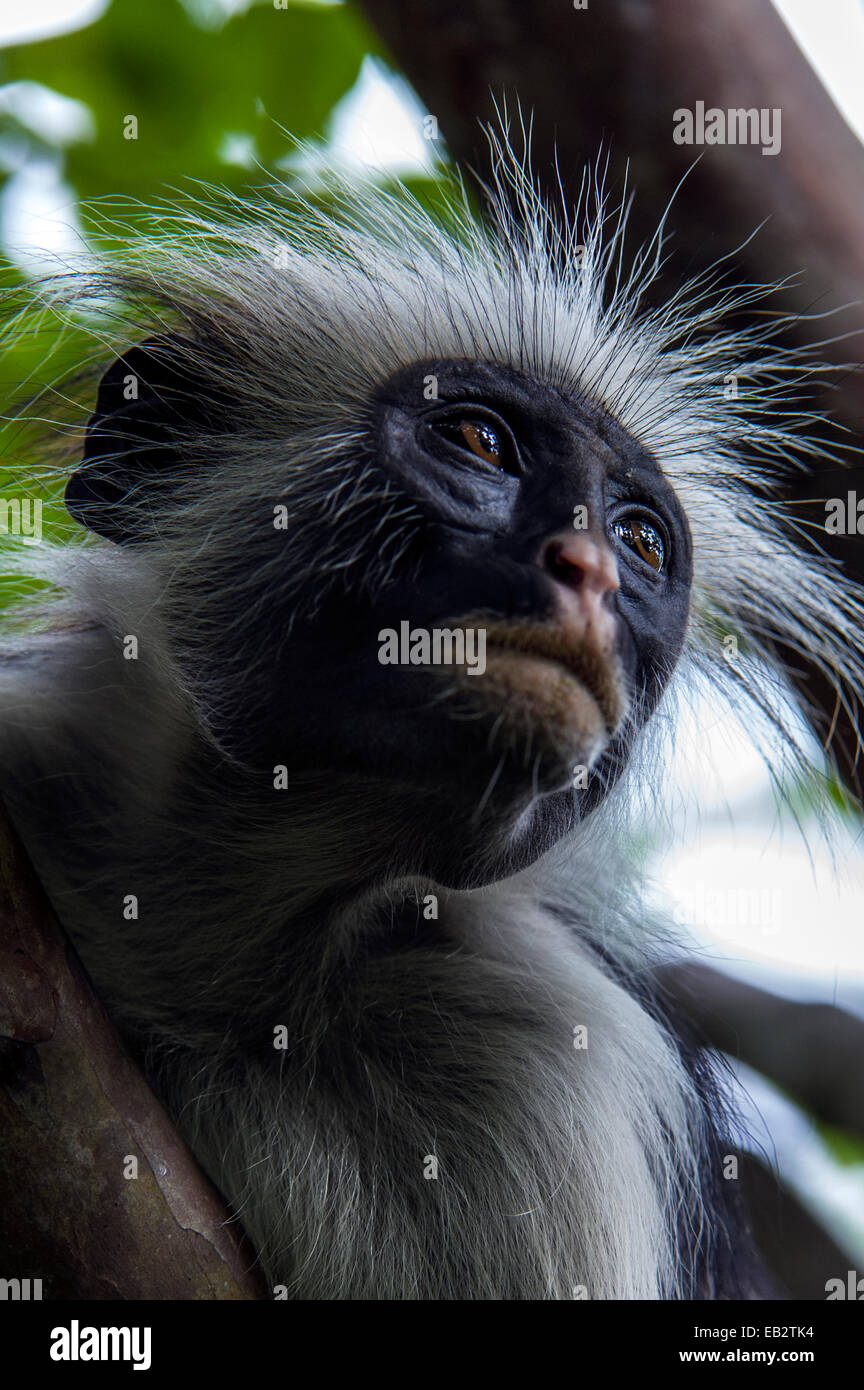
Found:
[0,0,378,203]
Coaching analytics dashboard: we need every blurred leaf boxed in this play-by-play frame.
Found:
[816,1119,864,1167]
[0,0,380,202]
[0,0,433,586]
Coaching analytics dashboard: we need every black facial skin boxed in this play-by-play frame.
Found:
[69,352,693,886]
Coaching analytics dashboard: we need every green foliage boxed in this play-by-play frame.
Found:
[0,0,404,592]
[0,0,382,201]
[781,765,860,822]
[816,1119,864,1168]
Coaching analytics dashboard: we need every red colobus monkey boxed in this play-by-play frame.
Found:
[0,133,860,1298]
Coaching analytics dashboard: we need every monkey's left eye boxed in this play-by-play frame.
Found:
[612,515,667,572]
[429,414,519,475]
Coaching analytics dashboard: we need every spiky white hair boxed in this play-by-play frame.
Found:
[4,126,862,790]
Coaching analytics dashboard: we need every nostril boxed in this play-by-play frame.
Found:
[540,531,621,598]
[545,540,586,588]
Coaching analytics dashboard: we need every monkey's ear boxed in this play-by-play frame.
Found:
[66,337,209,544]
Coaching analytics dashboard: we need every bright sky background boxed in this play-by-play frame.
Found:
[773,0,864,142]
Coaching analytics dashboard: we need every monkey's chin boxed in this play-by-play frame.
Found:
[461,646,625,792]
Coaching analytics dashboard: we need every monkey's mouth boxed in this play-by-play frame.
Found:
[489,631,624,718]
[453,619,629,766]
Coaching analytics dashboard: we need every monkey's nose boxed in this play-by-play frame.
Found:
[540,530,620,640]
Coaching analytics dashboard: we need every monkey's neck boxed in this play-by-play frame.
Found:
[70,769,546,1050]
[0,625,577,1046]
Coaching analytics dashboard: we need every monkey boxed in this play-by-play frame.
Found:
[0,130,861,1300]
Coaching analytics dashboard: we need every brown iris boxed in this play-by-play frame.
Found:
[458,419,503,466]
[613,517,666,571]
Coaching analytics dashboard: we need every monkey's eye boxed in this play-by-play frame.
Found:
[457,420,502,465]
[428,413,519,476]
[611,515,667,572]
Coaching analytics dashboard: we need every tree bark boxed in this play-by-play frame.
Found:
[658,961,864,1138]
[0,801,267,1300]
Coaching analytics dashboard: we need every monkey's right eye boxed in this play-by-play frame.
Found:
[428,413,520,476]
[612,514,668,572]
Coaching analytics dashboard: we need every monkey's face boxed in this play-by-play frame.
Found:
[69,347,692,877]
[240,357,692,865]
[352,358,693,817]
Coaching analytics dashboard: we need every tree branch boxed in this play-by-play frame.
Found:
[0,801,267,1300]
